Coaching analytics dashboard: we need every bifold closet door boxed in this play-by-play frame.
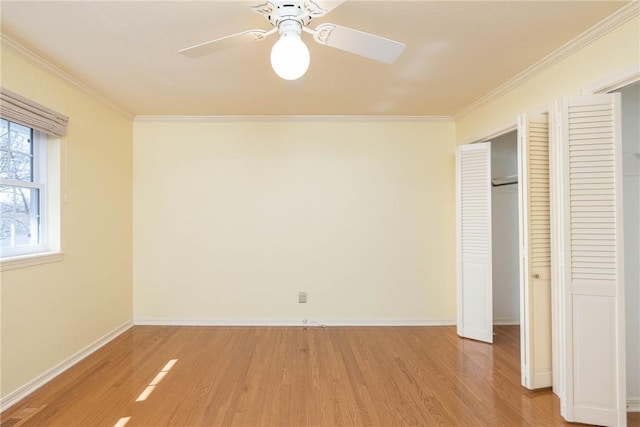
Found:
[518,114,553,390]
[556,93,626,426]
[456,142,493,343]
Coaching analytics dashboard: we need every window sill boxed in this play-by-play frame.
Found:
[1,251,65,271]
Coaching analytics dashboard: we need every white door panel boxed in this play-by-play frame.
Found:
[573,295,618,426]
[519,113,553,389]
[556,93,626,426]
[461,256,492,341]
[457,142,493,344]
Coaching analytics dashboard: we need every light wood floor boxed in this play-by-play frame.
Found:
[3,325,639,426]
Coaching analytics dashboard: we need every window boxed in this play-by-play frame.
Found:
[0,119,48,257]
[0,88,66,268]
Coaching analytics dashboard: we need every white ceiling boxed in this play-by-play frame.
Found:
[0,1,630,117]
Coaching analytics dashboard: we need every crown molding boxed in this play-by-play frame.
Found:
[1,34,134,120]
[454,1,640,120]
[134,115,455,123]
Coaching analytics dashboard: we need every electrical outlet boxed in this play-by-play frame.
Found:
[298,291,307,303]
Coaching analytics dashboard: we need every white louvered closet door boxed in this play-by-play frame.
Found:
[518,114,553,390]
[557,94,626,427]
[456,142,493,343]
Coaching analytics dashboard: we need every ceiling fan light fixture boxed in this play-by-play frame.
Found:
[179,1,407,79]
[270,20,310,80]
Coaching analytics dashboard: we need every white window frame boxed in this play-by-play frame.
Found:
[0,121,48,257]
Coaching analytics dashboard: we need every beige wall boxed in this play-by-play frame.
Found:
[133,120,456,323]
[456,14,640,144]
[0,48,133,398]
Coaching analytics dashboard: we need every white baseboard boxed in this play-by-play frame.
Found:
[628,398,640,412]
[493,318,520,326]
[134,318,456,327]
[0,320,133,413]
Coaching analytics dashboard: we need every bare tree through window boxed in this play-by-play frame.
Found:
[0,118,41,250]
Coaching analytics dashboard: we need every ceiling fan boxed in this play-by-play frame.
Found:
[178,0,406,80]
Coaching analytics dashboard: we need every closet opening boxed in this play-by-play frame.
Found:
[457,117,553,391]
[491,130,520,328]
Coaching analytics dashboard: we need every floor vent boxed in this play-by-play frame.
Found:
[0,405,46,427]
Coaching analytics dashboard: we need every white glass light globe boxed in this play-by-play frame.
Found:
[270,34,310,80]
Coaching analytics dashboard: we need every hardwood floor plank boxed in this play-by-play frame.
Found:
[2,325,638,427]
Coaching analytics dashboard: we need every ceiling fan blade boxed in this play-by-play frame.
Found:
[312,23,405,64]
[179,29,273,59]
[309,0,346,16]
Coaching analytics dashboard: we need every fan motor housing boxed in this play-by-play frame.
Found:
[257,1,321,28]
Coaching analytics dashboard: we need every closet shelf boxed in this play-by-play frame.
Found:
[492,175,518,186]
